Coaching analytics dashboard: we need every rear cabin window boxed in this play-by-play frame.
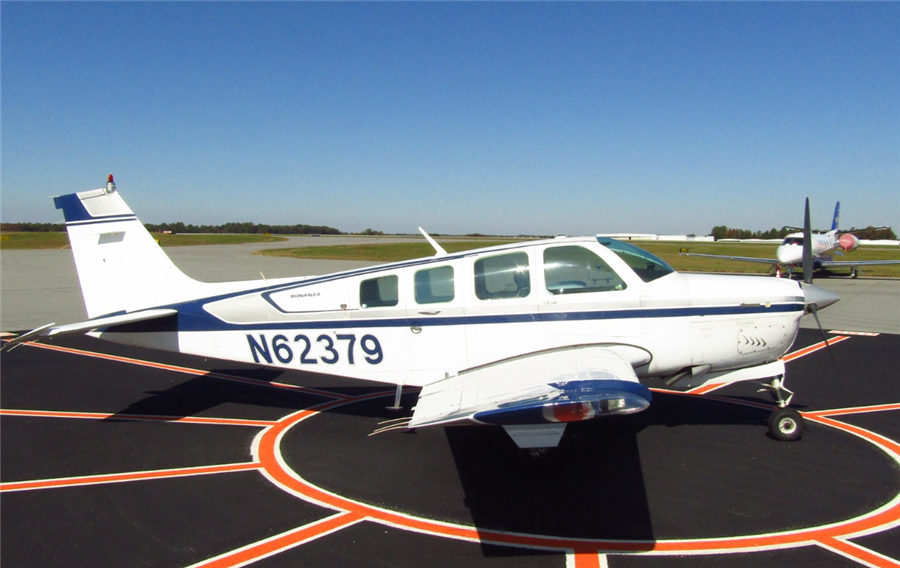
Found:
[360,275,398,308]
[414,266,455,304]
[474,252,530,300]
[543,246,626,294]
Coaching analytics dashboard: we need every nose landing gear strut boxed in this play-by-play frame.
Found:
[760,375,804,441]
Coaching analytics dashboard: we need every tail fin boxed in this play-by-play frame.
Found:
[54,176,207,318]
[831,202,840,232]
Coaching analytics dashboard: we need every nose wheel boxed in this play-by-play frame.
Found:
[768,407,804,441]
[760,375,805,441]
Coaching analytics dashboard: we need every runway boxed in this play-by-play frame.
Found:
[2,328,899,568]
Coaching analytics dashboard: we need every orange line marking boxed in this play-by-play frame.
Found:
[806,403,900,418]
[782,335,850,362]
[186,512,364,568]
[818,536,900,568]
[571,549,603,568]
[0,408,277,427]
[0,462,261,493]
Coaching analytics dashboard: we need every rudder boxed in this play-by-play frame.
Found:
[54,176,207,318]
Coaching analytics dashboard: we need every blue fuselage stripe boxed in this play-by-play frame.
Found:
[138,302,804,333]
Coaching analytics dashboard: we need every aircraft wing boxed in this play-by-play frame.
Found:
[410,344,653,429]
[817,259,900,267]
[3,309,177,349]
[680,252,778,265]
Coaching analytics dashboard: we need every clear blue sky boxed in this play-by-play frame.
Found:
[2,2,898,236]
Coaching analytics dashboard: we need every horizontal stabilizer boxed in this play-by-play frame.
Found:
[3,309,177,349]
[410,344,651,429]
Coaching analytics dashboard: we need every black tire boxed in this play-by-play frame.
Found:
[518,446,560,467]
[768,407,804,441]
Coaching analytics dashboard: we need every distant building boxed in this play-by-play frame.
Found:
[596,233,715,243]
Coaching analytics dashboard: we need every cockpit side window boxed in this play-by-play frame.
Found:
[474,252,530,300]
[597,238,674,283]
[543,246,626,295]
[414,266,455,304]
[360,275,398,308]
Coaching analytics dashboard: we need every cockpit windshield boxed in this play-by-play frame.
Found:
[597,238,674,283]
[782,237,804,246]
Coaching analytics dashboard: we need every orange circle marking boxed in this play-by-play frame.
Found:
[253,393,900,561]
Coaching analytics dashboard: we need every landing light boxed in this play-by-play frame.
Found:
[608,398,626,411]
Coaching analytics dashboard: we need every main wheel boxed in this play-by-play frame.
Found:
[518,446,561,467]
[768,407,804,441]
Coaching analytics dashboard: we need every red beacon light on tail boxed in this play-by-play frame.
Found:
[105,174,117,194]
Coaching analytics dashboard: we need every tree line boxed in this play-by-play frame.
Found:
[1,221,341,235]
[710,225,897,240]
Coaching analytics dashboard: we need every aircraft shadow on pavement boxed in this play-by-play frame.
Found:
[103,367,390,422]
[445,423,655,552]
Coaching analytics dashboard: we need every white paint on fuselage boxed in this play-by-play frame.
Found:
[776,231,840,265]
[99,237,806,388]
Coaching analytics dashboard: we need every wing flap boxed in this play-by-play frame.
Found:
[410,345,652,429]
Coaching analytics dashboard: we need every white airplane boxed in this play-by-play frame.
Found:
[7,176,842,457]
[683,202,900,278]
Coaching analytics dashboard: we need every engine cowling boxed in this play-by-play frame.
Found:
[839,233,860,251]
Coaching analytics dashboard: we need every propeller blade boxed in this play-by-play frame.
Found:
[802,197,813,284]
[809,303,836,364]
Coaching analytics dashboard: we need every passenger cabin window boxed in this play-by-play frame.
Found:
[474,252,530,300]
[360,275,398,308]
[415,266,455,304]
[543,246,626,294]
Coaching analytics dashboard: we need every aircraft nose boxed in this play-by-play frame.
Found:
[800,282,840,311]
[776,245,797,265]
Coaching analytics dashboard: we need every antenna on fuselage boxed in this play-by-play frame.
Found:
[418,227,447,257]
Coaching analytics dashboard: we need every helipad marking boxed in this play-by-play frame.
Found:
[6,336,898,566]
[0,408,277,427]
[0,462,261,493]
[249,390,900,567]
[185,511,365,568]
[12,340,352,400]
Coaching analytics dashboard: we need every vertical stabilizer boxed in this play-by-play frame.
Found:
[831,202,841,232]
[54,176,207,318]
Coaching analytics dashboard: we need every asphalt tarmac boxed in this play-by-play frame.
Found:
[2,241,899,568]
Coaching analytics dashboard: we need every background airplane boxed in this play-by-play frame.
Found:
[682,202,900,278]
[6,177,841,458]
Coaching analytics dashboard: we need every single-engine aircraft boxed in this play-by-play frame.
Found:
[7,176,842,456]
[682,202,900,278]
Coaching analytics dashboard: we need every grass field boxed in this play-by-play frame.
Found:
[3,231,898,277]
[256,240,523,263]
[0,232,286,250]
[257,239,900,277]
